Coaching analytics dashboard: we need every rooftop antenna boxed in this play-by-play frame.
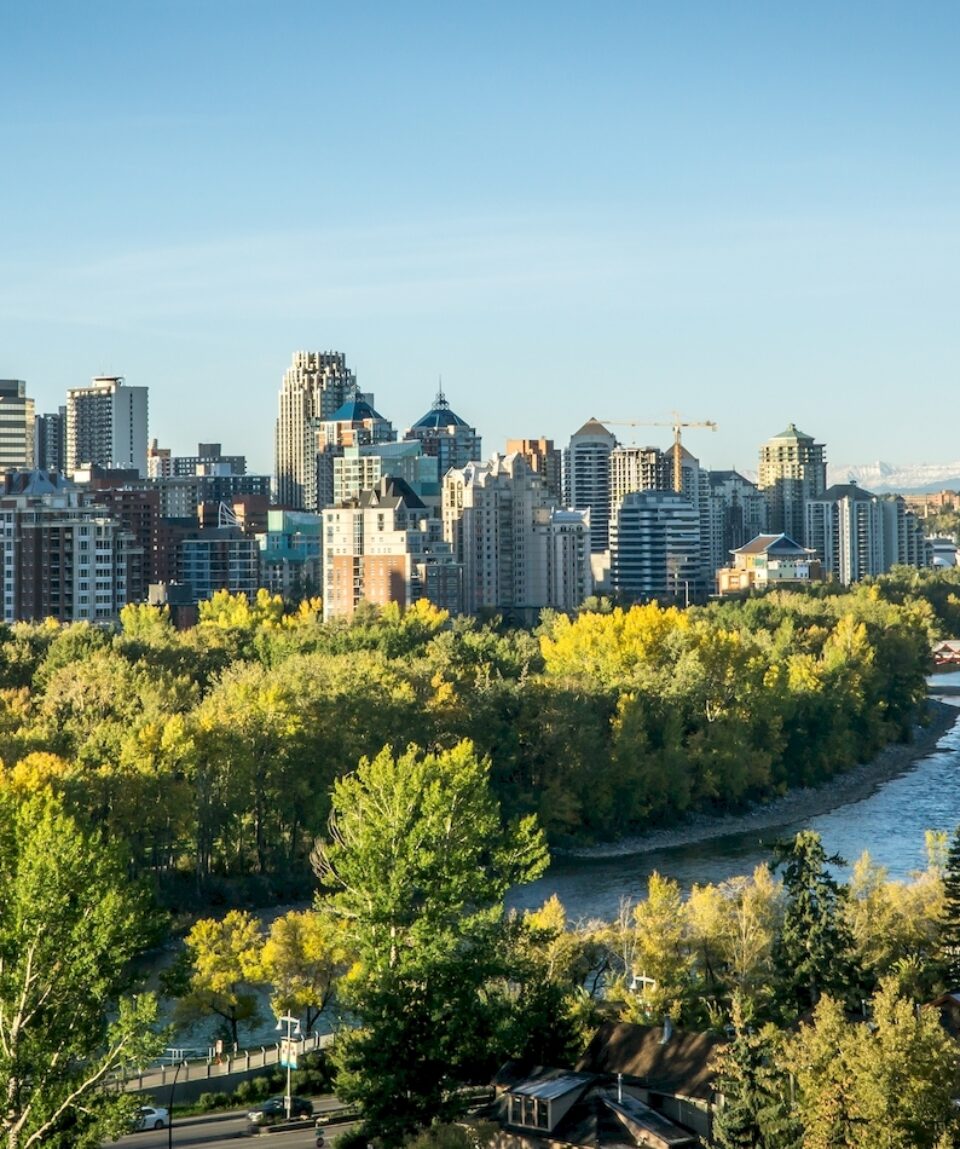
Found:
[435,374,448,409]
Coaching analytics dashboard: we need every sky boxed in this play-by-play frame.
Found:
[2,1,959,476]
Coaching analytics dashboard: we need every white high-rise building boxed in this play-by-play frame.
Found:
[66,375,148,477]
[805,483,928,586]
[0,380,36,473]
[274,351,360,510]
[443,453,592,620]
[564,419,617,553]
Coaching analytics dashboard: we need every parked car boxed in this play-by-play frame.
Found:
[247,1096,314,1124]
[135,1105,169,1130]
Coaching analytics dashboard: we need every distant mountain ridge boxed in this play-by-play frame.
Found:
[826,461,960,494]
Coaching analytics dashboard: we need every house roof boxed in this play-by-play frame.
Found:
[732,532,810,557]
[603,1093,698,1147]
[576,1021,721,1102]
[511,1071,597,1101]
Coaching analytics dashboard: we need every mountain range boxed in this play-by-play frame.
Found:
[824,461,960,494]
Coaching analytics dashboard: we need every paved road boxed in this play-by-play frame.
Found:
[112,1101,352,1149]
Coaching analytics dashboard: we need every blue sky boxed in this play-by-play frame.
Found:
[2,2,959,474]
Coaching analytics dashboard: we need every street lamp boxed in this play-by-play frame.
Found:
[168,1059,186,1149]
[276,1014,302,1120]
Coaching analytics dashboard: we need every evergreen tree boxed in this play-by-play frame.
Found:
[713,998,801,1149]
[773,830,860,1017]
[938,824,960,987]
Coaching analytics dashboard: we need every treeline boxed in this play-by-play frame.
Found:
[0,578,939,898]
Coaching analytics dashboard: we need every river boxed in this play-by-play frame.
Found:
[506,677,960,922]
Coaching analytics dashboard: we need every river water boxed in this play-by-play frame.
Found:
[507,677,960,923]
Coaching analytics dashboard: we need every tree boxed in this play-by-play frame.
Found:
[773,831,859,1016]
[0,794,162,1149]
[782,981,960,1149]
[712,997,800,1149]
[939,824,960,987]
[169,910,263,1047]
[260,909,346,1033]
[312,740,548,1145]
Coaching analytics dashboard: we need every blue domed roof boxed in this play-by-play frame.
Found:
[328,397,385,422]
[412,389,469,430]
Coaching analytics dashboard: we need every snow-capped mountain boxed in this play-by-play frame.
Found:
[826,461,960,493]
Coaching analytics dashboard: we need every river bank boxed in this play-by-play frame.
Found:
[559,699,960,861]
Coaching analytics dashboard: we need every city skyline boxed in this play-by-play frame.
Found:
[3,3,960,472]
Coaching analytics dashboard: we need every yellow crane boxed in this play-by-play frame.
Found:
[599,412,718,493]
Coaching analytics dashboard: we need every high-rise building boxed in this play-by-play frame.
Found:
[805,482,928,586]
[315,397,396,509]
[333,441,439,506]
[609,489,700,605]
[257,510,324,601]
[173,442,246,477]
[708,471,768,573]
[66,375,148,476]
[443,453,591,620]
[405,389,481,477]
[609,444,671,511]
[505,438,562,502]
[147,439,172,478]
[564,419,617,553]
[275,351,360,510]
[177,528,260,602]
[0,471,142,622]
[757,423,826,546]
[323,476,461,620]
[35,407,66,473]
[0,380,36,473]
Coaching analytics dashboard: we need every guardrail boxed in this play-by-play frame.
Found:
[122,1031,335,1093]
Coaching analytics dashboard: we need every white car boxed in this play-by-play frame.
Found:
[135,1105,169,1130]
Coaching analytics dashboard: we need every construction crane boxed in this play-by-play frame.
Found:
[599,412,718,493]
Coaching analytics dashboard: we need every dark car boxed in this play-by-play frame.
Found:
[247,1096,314,1125]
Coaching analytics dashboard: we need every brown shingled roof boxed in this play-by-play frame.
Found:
[575,1021,722,1102]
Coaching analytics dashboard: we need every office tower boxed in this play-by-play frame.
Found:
[66,375,148,477]
[35,408,67,473]
[0,380,36,473]
[443,453,592,619]
[609,490,700,605]
[564,419,617,553]
[405,389,481,476]
[323,476,461,620]
[805,483,928,586]
[171,442,247,477]
[0,470,141,622]
[757,423,826,545]
[505,438,562,502]
[275,351,360,510]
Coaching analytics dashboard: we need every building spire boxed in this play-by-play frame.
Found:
[434,375,449,410]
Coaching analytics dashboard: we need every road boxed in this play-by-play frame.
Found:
[112,1101,353,1149]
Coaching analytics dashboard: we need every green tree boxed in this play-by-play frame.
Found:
[260,909,347,1033]
[312,740,548,1145]
[712,998,800,1149]
[0,794,162,1149]
[773,830,859,1017]
[938,824,960,986]
[169,910,263,1047]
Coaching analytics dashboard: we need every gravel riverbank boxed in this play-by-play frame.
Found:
[559,699,960,861]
